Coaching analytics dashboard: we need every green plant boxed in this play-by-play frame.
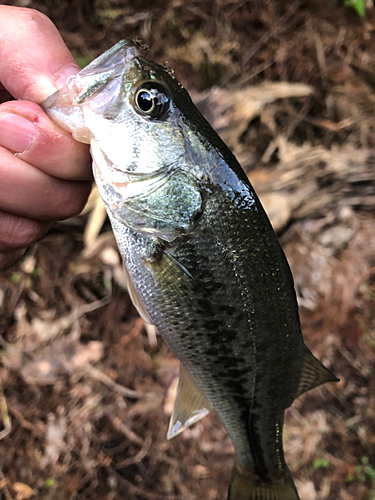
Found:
[347,456,375,483]
[313,458,331,469]
[75,54,93,69]
[11,272,21,283]
[343,0,366,18]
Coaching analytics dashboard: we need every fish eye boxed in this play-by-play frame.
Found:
[134,82,171,119]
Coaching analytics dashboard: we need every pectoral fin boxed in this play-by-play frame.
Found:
[294,345,339,400]
[167,364,211,439]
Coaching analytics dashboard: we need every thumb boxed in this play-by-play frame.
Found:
[0,6,80,102]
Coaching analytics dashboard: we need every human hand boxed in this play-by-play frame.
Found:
[0,6,92,270]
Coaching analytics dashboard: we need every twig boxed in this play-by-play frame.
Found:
[285,97,313,141]
[120,317,144,345]
[314,32,328,87]
[0,470,12,500]
[106,414,144,446]
[108,467,184,500]
[7,403,44,439]
[233,40,299,88]
[73,293,112,317]
[0,383,11,440]
[114,432,152,469]
[145,324,158,348]
[85,365,147,399]
[242,1,301,65]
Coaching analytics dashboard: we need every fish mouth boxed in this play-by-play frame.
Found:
[42,39,141,143]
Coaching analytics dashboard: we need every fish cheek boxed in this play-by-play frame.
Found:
[116,172,203,241]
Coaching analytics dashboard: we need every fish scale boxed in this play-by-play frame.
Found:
[109,187,301,477]
[43,39,338,500]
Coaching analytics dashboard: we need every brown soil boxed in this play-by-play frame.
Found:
[1,1,375,500]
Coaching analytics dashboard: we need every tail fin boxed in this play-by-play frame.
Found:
[228,462,299,500]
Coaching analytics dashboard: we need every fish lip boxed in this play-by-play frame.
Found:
[41,39,142,142]
[72,39,141,104]
[80,39,140,76]
[42,90,60,109]
[50,39,141,107]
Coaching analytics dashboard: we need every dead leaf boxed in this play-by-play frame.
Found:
[13,482,34,499]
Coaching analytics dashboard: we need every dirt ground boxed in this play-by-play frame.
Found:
[1,1,375,499]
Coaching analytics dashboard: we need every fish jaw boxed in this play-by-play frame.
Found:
[42,39,141,144]
[42,85,89,142]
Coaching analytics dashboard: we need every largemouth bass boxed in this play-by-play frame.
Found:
[43,40,338,500]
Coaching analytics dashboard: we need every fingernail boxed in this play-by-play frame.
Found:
[54,64,80,89]
[0,113,36,154]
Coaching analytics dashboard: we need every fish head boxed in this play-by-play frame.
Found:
[43,39,185,168]
[43,40,205,240]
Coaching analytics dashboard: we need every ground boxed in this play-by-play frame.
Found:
[0,1,375,499]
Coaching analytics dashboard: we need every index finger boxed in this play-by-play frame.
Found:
[0,6,80,102]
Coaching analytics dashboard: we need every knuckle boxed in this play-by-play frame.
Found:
[0,213,48,250]
[26,8,53,29]
[56,182,92,220]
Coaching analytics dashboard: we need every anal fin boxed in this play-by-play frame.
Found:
[295,345,339,400]
[167,364,211,439]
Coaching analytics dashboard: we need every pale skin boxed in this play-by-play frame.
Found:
[0,6,92,270]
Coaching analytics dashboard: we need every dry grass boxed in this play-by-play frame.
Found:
[1,1,375,499]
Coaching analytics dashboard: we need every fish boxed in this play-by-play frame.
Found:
[42,40,338,500]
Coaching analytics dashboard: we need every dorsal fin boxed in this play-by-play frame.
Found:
[167,364,211,439]
[295,345,339,400]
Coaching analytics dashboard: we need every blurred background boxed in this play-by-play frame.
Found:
[0,1,374,499]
